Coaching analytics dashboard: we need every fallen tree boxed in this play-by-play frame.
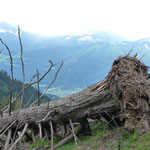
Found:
[0,55,150,149]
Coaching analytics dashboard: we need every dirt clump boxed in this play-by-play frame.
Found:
[107,56,150,131]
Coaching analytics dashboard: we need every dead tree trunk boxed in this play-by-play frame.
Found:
[0,81,118,130]
[0,55,150,149]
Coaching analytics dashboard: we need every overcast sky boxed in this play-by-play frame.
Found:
[0,0,150,40]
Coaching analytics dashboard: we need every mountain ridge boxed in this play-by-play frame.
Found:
[0,22,150,97]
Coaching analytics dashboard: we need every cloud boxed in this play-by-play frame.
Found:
[0,0,150,39]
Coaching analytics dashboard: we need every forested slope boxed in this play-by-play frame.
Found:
[0,69,58,105]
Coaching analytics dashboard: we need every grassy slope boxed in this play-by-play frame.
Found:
[31,122,150,150]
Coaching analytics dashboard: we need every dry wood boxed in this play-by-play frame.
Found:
[38,123,42,139]
[1,59,57,113]
[0,38,13,115]
[50,121,54,150]
[0,84,116,131]
[53,129,80,149]
[3,129,12,150]
[69,119,78,147]
[31,62,63,106]
[37,69,40,106]
[0,139,4,148]
[17,132,23,146]
[67,124,79,142]
[31,128,36,143]
[44,128,49,140]
[24,87,35,108]
[9,123,28,150]
[0,123,9,134]
[18,26,25,108]
[0,121,16,138]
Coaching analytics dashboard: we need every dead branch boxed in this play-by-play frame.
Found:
[37,69,40,106]
[50,121,54,150]
[66,124,79,142]
[1,59,56,112]
[9,123,28,150]
[18,26,25,108]
[0,120,16,138]
[104,111,121,150]
[0,38,13,115]
[0,123,9,134]
[31,128,36,142]
[3,129,12,150]
[24,87,35,108]
[69,119,78,147]
[31,61,63,106]
[38,123,42,139]
[126,46,135,56]
[53,129,80,149]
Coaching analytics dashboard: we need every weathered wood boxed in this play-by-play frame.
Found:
[0,82,119,131]
[4,129,12,150]
[9,123,28,150]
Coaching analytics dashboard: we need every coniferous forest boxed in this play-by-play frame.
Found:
[0,69,58,107]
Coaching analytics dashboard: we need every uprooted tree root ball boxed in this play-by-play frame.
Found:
[107,55,150,131]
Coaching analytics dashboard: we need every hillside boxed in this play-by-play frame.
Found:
[0,69,58,105]
[30,122,150,150]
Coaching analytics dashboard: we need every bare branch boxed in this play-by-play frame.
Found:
[24,88,36,108]
[31,62,63,106]
[0,123,9,134]
[104,111,121,150]
[50,121,54,150]
[29,74,38,84]
[18,26,25,108]
[0,38,13,115]
[38,123,42,139]
[31,128,36,142]
[140,53,146,61]
[0,120,16,138]
[126,46,135,56]
[9,123,28,150]
[37,69,40,106]
[69,119,78,148]
[53,129,80,149]
[66,124,79,142]
[3,129,12,150]
[1,60,56,112]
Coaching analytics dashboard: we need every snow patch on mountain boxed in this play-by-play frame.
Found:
[78,36,93,41]
[145,44,149,49]
[0,29,6,33]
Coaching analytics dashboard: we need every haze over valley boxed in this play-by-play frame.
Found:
[0,23,150,97]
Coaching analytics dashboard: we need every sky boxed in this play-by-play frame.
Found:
[0,0,150,40]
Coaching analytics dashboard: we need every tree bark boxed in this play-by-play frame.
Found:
[0,81,119,131]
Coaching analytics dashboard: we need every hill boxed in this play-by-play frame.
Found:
[0,69,58,106]
[41,124,150,150]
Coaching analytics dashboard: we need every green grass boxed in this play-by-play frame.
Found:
[47,87,83,98]
[30,139,49,150]
[30,122,150,150]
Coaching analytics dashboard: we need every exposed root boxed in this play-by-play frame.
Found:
[107,55,150,131]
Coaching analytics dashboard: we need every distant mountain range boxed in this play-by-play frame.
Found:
[0,22,150,97]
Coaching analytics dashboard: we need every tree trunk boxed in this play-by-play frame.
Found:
[0,81,119,131]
